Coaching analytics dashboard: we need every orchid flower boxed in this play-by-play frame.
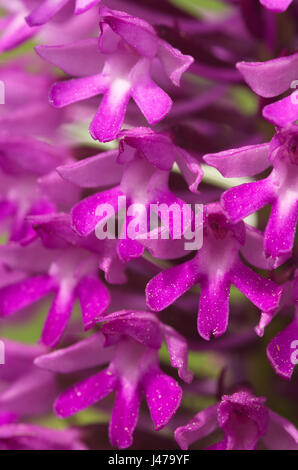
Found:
[175,389,298,450]
[36,7,193,142]
[35,310,193,448]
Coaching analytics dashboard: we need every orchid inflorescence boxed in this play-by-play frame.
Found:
[0,0,297,451]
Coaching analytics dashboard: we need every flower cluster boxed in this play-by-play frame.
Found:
[0,0,297,451]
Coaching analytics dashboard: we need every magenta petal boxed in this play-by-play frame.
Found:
[97,239,127,284]
[76,275,110,330]
[89,82,131,142]
[259,0,293,12]
[263,94,298,127]
[49,75,109,108]
[118,128,175,171]
[267,318,298,379]
[100,7,158,58]
[54,369,117,418]
[41,287,76,348]
[0,275,56,317]
[0,14,40,53]
[109,383,141,449]
[75,0,100,14]
[264,197,298,258]
[255,311,277,337]
[71,186,124,236]
[139,235,186,260]
[240,225,289,270]
[221,178,275,223]
[0,340,46,380]
[157,39,194,86]
[35,333,113,373]
[101,311,163,349]
[117,238,144,262]
[263,410,298,450]
[37,171,80,213]
[0,200,15,221]
[146,260,200,311]
[203,143,271,178]
[131,59,172,125]
[57,150,123,188]
[230,260,282,313]
[0,241,54,273]
[0,136,66,176]
[29,213,81,249]
[163,325,193,383]
[0,370,57,417]
[175,404,218,450]
[0,423,85,449]
[26,0,69,26]
[237,53,298,97]
[217,391,269,450]
[197,276,230,340]
[142,370,182,430]
[35,40,103,76]
[175,148,203,193]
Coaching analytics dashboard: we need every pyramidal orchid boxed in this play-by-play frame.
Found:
[0,0,297,452]
[0,214,111,347]
[205,124,298,260]
[60,140,194,263]
[146,202,283,340]
[35,6,194,142]
[34,310,193,449]
[175,389,298,450]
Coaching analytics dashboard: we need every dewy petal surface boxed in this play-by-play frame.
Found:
[109,382,141,449]
[54,369,117,417]
[50,75,109,108]
[76,275,110,330]
[146,259,200,312]
[41,286,76,347]
[131,59,173,125]
[221,178,275,223]
[0,275,57,317]
[89,79,132,142]
[57,150,123,188]
[142,370,182,431]
[197,275,231,341]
